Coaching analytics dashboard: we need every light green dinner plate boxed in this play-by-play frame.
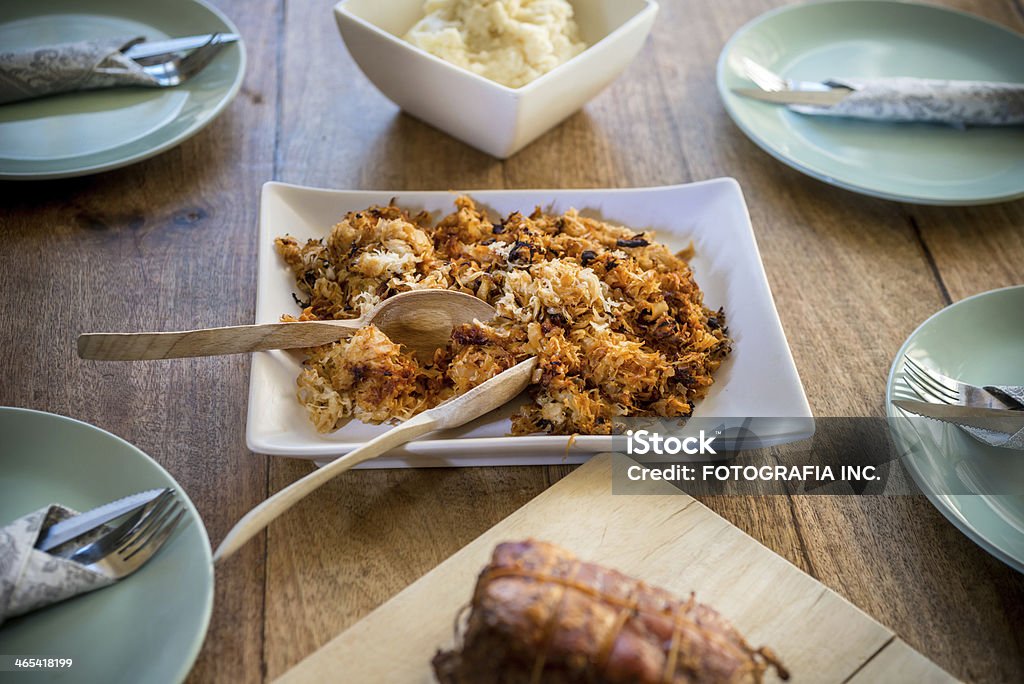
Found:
[0,0,245,180]
[886,287,1024,573]
[717,0,1024,205]
[0,408,213,683]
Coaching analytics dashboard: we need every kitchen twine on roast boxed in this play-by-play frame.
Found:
[596,582,640,675]
[470,561,788,683]
[530,559,582,684]
[662,593,698,681]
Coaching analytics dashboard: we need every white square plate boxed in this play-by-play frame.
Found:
[248,180,811,467]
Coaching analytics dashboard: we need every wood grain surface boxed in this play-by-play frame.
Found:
[0,0,1021,682]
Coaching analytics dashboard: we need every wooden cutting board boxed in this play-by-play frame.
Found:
[277,454,954,683]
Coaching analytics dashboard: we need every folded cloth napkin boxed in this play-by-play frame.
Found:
[0,505,113,627]
[790,77,1024,127]
[0,36,160,105]
[988,384,1024,407]
[964,383,1024,450]
[961,423,1024,450]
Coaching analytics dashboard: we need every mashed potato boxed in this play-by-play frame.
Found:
[404,0,587,88]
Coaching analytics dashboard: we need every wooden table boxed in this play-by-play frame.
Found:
[2,0,1022,681]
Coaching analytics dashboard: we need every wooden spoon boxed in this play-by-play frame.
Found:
[213,356,538,562]
[77,289,496,362]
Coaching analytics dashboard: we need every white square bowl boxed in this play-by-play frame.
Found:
[333,0,658,158]
[248,180,812,467]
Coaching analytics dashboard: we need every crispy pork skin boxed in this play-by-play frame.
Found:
[433,540,788,684]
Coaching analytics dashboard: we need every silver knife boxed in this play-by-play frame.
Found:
[731,88,851,107]
[892,399,1024,434]
[36,488,167,552]
[123,33,240,61]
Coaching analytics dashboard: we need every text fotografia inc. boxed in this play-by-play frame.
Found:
[625,463,881,484]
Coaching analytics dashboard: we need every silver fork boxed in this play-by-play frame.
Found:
[140,37,229,88]
[902,355,1023,410]
[70,491,186,579]
[64,490,177,563]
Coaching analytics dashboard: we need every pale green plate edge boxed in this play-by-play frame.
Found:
[0,406,215,683]
[716,0,1024,206]
[884,286,1024,574]
[0,0,246,181]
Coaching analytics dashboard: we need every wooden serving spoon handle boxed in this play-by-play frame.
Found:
[77,319,364,360]
[213,411,439,562]
[212,357,538,563]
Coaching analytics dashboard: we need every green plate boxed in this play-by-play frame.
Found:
[886,287,1024,573]
[0,0,245,180]
[0,408,213,683]
[717,0,1024,205]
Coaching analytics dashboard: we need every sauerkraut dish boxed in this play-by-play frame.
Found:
[275,196,730,436]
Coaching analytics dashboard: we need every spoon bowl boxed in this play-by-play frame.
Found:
[78,289,497,361]
[368,290,496,362]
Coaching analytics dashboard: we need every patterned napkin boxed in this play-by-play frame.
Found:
[960,384,1024,450]
[0,505,113,627]
[0,36,160,106]
[791,78,1024,127]
[989,385,1024,408]
[961,424,1024,450]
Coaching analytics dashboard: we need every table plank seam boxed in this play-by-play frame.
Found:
[261,458,273,683]
[272,0,286,183]
[783,494,819,578]
[262,2,287,680]
[650,46,694,184]
[905,212,953,306]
